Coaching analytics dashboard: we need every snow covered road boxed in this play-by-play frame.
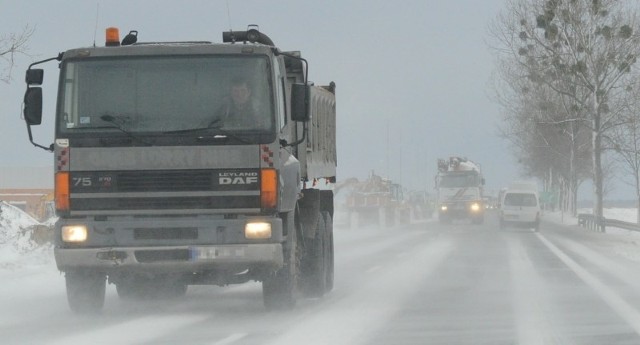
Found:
[4,211,640,344]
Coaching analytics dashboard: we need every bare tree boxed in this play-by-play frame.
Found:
[489,29,591,216]
[610,84,640,222]
[0,25,35,83]
[489,0,640,225]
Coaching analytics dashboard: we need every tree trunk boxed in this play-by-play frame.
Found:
[592,96,604,232]
[636,173,640,224]
[570,121,579,217]
[570,179,578,217]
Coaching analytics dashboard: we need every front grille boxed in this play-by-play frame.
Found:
[69,169,261,213]
[70,195,259,211]
[118,171,212,192]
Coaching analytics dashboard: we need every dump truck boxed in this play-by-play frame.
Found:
[435,157,485,224]
[22,26,336,312]
[343,172,409,228]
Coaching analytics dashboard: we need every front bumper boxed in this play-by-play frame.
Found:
[54,215,284,273]
[54,243,283,273]
[501,212,539,227]
[439,202,484,219]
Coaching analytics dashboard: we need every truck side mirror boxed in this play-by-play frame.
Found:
[26,69,44,85]
[291,83,310,122]
[24,87,43,125]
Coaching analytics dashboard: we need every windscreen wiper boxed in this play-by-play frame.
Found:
[162,118,224,134]
[162,120,255,144]
[100,114,153,146]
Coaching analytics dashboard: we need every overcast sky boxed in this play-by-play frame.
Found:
[0,0,533,196]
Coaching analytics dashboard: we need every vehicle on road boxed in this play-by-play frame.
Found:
[435,156,485,224]
[499,189,541,231]
[21,26,337,312]
[342,172,410,228]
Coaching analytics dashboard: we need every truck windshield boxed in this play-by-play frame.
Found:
[56,55,274,135]
[439,173,479,188]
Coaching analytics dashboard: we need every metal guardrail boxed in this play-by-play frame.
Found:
[577,213,640,232]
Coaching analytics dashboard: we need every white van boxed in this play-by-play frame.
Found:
[499,189,541,231]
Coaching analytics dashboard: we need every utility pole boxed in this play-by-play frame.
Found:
[386,119,390,179]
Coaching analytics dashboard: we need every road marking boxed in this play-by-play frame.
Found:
[537,233,640,336]
[508,237,557,345]
[550,235,640,289]
[211,333,247,345]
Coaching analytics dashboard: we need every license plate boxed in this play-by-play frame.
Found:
[190,247,246,261]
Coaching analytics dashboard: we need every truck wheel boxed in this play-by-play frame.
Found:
[263,212,299,310]
[386,207,396,227]
[65,271,106,313]
[533,220,540,232]
[300,212,327,297]
[378,207,386,228]
[322,211,335,293]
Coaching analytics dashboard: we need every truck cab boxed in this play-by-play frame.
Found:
[435,157,485,224]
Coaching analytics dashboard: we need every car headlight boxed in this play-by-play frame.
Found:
[440,205,448,211]
[470,203,481,212]
[61,225,88,243]
[245,222,272,239]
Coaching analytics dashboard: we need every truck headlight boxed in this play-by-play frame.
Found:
[61,225,88,243]
[245,222,272,239]
[440,205,448,211]
[470,203,481,212]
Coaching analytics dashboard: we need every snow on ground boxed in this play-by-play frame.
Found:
[545,207,638,229]
[0,202,54,269]
[545,207,640,263]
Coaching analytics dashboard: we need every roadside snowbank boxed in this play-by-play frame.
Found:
[0,202,54,269]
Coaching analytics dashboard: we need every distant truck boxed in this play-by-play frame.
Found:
[343,172,409,228]
[435,157,485,224]
[22,26,336,312]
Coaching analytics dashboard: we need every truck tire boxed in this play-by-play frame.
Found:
[322,211,335,293]
[263,212,299,310]
[65,271,106,313]
[300,212,327,297]
[377,207,386,228]
[533,220,540,232]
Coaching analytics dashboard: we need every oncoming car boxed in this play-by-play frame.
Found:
[499,190,541,231]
